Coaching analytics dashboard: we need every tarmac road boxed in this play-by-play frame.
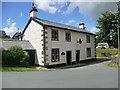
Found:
[2,61,118,88]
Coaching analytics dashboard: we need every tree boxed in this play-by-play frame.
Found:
[96,2,120,48]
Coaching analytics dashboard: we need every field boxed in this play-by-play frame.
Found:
[96,48,118,58]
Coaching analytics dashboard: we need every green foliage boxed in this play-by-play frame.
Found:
[107,62,119,68]
[21,51,29,66]
[2,45,30,67]
[96,2,120,48]
[101,52,111,57]
[0,48,3,67]
[8,46,25,66]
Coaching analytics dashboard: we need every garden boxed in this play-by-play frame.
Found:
[0,45,40,72]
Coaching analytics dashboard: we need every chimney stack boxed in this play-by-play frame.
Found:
[79,23,85,30]
[30,2,38,18]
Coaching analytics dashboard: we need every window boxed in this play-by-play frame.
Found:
[51,30,59,41]
[87,48,91,57]
[86,35,90,43]
[66,32,71,41]
[51,48,59,62]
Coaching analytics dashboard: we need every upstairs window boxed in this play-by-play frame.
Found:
[86,35,90,43]
[51,48,60,62]
[66,32,71,42]
[51,30,59,41]
[86,48,91,57]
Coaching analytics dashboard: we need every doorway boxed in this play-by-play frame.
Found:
[66,51,72,65]
[76,50,80,63]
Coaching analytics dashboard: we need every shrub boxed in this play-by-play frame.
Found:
[2,45,30,67]
[21,51,29,67]
[8,46,25,66]
[101,52,111,57]
[2,48,9,66]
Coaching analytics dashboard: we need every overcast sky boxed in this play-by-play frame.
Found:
[1,0,119,37]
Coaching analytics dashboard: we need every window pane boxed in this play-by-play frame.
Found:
[51,30,58,41]
[87,35,90,43]
[66,32,71,41]
[51,48,59,62]
[87,48,91,57]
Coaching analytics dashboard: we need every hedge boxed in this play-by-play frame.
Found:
[2,45,29,67]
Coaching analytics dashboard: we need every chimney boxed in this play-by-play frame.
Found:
[79,23,85,30]
[30,2,38,18]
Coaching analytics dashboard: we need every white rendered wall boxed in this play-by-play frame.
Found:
[23,20,44,65]
[46,27,95,65]
[30,11,37,17]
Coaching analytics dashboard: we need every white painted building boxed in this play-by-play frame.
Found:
[22,3,96,67]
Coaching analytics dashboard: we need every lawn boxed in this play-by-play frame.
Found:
[0,67,2,71]
[96,48,117,58]
[0,67,48,72]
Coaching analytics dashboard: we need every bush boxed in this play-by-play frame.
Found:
[21,51,29,67]
[2,48,9,66]
[101,52,111,57]
[2,45,30,67]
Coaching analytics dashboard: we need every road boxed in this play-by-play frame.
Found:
[2,61,118,88]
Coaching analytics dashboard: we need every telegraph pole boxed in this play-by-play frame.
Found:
[117,20,120,67]
[112,19,120,67]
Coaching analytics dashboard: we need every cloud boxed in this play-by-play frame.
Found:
[65,19,79,26]
[3,22,18,37]
[2,18,22,37]
[34,0,117,21]
[65,2,117,20]
[34,0,67,14]
[20,12,23,17]
[68,19,76,23]
[89,27,99,34]
[6,18,13,26]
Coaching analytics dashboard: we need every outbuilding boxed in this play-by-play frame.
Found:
[2,40,36,66]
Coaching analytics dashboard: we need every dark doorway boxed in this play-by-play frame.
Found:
[76,50,80,63]
[25,50,36,66]
[66,51,71,65]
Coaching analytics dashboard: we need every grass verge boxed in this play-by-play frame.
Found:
[1,67,48,72]
[107,62,119,68]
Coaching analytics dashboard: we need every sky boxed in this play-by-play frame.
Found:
[1,0,119,37]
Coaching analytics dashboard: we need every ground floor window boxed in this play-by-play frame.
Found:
[51,48,59,62]
[87,48,91,57]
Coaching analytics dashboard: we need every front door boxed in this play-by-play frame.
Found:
[66,51,71,65]
[76,50,80,63]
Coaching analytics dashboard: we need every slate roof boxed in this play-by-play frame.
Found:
[33,17,95,35]
[23,17,95,35]
[1,40,35,50]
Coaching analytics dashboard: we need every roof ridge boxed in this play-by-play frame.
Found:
[33,17,82,29]
[32,17,95,35]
